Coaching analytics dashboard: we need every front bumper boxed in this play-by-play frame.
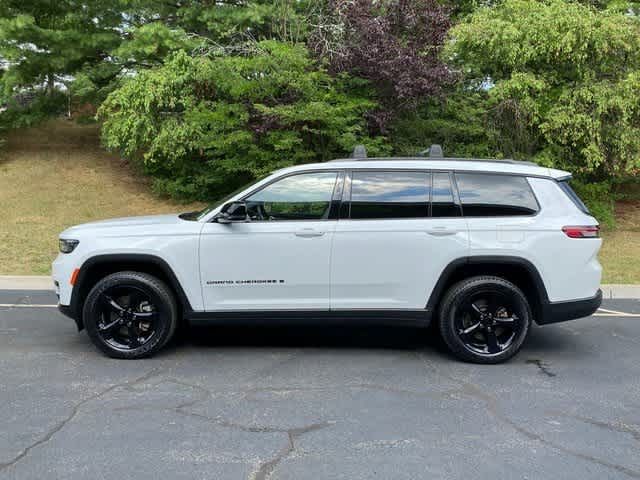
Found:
[58,303,83,331]
[538,289,603,325]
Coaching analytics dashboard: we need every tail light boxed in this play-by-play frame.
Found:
[562,226,600,239]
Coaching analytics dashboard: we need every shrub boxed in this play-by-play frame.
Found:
[0,90,67,129]
[99,41,388,201]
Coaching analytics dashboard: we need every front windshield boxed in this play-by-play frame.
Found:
[187,175,270,221]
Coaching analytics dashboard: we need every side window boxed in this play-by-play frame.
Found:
[455,173,539,217]
[350,172,430,219]
[431,172,461,217]
[245,172,338,221]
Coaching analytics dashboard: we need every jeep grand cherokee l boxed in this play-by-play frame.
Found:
[53,146,602,363]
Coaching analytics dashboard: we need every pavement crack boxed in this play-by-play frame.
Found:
[174,409,289,434]
[250,422,332,480]
[526,359,557,377]
[0,368,163,473]
[564,413,640,443]
[242,383,456,400]
[417,352,640,479]
[163,378,213,409]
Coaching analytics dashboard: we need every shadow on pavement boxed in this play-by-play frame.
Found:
[172,322,580,358]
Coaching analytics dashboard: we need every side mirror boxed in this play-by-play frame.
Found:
[214,201,248,224]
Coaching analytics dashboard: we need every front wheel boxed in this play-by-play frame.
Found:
[83,271,178,359]
[438,276,532,364]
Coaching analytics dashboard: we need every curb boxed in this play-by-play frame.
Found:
[600,284,640,300]
[0,276,639,299]
[0,276,53,291]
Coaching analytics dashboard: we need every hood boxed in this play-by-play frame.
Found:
[60,214,186,236]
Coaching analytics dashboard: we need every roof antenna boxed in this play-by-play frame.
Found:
[351,145,367,159]
[429,144,443,158]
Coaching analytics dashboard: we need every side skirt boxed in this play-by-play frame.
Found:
[185,309,432,328]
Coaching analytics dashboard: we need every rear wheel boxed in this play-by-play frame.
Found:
[83,271,178,359]
[438,276,532,364]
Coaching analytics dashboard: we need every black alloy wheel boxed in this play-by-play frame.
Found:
[83,272,178,359]
[438,276,532,364]
[96,286,159,351]
[454,291,524,356]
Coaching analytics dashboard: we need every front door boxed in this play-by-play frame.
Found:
[199,171,341,311]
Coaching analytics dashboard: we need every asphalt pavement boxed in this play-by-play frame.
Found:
[1,289,640,479]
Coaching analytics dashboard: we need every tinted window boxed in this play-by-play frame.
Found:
[432,172,461,217]
[246,172,337,220]
[455,173,539,217]
[350,172,430,219]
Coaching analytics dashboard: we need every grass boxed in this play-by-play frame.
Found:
[599,200,640,284]
[0,118,638,282]
[0,119,202,275]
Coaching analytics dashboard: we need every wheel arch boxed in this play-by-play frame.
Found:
[426,256,550,324]
[69,254,193,330]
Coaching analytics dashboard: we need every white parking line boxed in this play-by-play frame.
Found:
[597,307,636,316]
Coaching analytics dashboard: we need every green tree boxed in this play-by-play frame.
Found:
[447,0,640,180]
[0,1,315,109]
[391,91,498,158]
[99,41,387,200]
[0,1,123,98]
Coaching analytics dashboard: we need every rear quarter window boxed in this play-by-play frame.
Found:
[557,180,590,214]
[455,173,539,217]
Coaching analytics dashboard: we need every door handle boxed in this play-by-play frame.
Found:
[295,228,325,238]
[426,228,457,237]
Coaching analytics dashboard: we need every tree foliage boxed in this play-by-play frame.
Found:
[448,0,640,179]
[99,41,386,200]
[0,0,123,97]
[0,1,314,105]
[390,91,498,158]
[311,0,454,131]
[2,0,640,210]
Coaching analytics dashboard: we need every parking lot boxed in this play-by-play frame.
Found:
[1,289,640,479]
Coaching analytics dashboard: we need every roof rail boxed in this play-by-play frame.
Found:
[329,143,538,166]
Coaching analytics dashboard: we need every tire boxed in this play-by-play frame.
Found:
[438,276,532,364]
[83,271,178,359]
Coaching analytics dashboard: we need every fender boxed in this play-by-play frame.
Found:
[64,253,194,329]
[425,256,550,318]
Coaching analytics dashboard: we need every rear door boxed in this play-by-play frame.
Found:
[455,172,541,253]
[330,170,469,311]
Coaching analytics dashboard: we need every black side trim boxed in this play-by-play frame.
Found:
[186,309,431,327]
[425,257,468,314]
[425,255,550,317]
[466,255,549,302]
[67,254,193,330]
[539,289,602,325]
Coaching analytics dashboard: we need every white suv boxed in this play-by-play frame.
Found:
[53,146,602,363]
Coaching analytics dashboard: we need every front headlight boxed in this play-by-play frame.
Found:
[59,239,79,254]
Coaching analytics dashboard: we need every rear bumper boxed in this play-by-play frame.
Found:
[538,289,602,325]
